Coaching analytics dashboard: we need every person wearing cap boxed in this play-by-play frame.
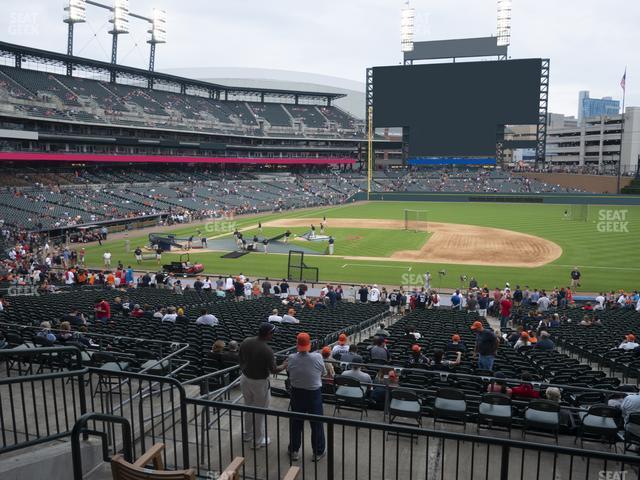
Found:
[618,334,639,350]
[471,321,498,372]
[341,355,372,383]
[320,346,335,379]
[331,333,350,359]
[534,331,555,351]
[446,334,466,352]
[513,331,531,350]
[286,332,326,461]
[371,368,399,409]
[407,344,430,366]
[239,322,287,447]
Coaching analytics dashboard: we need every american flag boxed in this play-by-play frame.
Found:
[621,68,626,91]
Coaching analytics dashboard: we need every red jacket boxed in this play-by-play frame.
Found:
[511,383,540,398]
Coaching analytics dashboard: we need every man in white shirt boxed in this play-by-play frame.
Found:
[268,309,283,323]
[618,294,628,308]
[225,276,234,291]
[594,293,606,310]
[196,308,218,326]
[103,251,112,268]
[369,285,380,303]
[331,334,350,359]
[282,309,300,324]
[621,393,640,424]
[537,294,551,312]
[618,334,639,351]
[161,306,178,323]
[64,269,75,285]
[244,280,253,299]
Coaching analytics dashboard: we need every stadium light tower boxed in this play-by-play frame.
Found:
[147,8,167,73]
[63,0,87,75]
[401,1,415,64]
[496,0,512,50]
[109,0,129,63]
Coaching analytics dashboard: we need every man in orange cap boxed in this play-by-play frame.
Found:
[471,320,498,372]
[407,344,430,366]
[286,332,326,462]
[618,334,639,350]
[447,334,466,353]
[331,333,349,359]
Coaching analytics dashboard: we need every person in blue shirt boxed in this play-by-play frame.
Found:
[450,289,463,310]
[125,266,134,286]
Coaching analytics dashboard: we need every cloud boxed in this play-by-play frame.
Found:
[0,0,636,116]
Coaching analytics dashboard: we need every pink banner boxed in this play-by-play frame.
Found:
[0,152,355,165]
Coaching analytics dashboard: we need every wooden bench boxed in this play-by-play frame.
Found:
[111,443,196,479]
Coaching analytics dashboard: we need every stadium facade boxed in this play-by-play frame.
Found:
[0,42,393,168]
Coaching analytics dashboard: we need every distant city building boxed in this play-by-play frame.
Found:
[545,107,640,174]
[578,91,620,125]
[548,113,578,129]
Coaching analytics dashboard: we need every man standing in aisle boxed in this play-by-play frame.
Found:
[239,323,287,447]
[103,250,112,268]
[424,272,431,291]
[287,332,326,461]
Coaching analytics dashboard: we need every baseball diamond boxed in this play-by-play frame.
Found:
[79,200,640,292]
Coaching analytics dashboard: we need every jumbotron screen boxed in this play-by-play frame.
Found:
[372,58,543,157]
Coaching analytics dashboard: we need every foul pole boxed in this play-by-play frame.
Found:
[367,105,373,200]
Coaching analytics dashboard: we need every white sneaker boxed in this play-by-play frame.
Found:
[289,450,299,461]
[251,437,271,448]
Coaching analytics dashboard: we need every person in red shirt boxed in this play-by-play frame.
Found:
[95,298,111,323]
[499,295,513,329]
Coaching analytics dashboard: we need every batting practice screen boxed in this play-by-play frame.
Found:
[371,59,543,157]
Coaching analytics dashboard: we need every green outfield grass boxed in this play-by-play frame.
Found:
[82,202,640,292]
[240,226,429,256]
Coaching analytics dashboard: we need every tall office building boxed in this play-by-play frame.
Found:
[578,91,620,124]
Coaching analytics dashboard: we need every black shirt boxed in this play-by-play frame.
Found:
[239,337,277,379]
[476,330,498,356]
[358,288,368,302]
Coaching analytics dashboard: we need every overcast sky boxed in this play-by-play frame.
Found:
[0,0,636,116]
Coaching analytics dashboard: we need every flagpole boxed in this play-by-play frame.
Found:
[617,69,627,194]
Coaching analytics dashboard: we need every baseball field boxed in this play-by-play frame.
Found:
[82,201,640,292]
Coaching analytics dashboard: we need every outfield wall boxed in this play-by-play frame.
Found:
[354,191,640,205]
